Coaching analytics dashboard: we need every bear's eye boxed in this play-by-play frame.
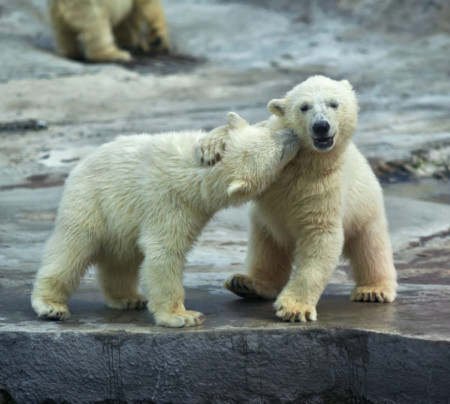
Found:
[300,104,310,112]
[329,101,339,109]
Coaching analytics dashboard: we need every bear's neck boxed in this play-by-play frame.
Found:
[192,165,235,213]
[297,140,348,178]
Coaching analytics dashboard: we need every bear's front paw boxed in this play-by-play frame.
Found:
[154,309,205,328]
[200,143,224,166]
[87,47,132,63]
[197,137,226,166]
[351,284,396,303]
[32,299,70,321]
[274,295,317,322]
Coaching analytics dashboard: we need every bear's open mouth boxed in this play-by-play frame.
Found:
[313,136,334,150]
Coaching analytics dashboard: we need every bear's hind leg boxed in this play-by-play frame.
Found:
[97,252,147,310]
[345,219,397,303]
[225,214,293,300]
[31,229,96,320]
[114,10,143,52]
[77,16,131,62]
[139,0,170,53]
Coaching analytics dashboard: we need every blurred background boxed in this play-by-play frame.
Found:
[1,0,449,284]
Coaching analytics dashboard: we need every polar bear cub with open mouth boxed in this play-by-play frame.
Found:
[201,76,398,322]
[31,113,300,327]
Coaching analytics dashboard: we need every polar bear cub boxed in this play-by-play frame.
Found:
[231,76,397,321]
[31,113,300,327]
[48,0,170,62]
[200,76,397,323]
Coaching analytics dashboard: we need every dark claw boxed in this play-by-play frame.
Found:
[150,36,162,48]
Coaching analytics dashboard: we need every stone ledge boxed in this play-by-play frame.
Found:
[1,276,449,403]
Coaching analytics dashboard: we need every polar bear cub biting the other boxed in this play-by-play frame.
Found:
[31,113,300,327]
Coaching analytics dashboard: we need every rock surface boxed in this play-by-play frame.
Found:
[1,274,450,403]
[0,0,450,402]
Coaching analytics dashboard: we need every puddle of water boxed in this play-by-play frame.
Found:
[38,145,97,168]
[383,178,450,205]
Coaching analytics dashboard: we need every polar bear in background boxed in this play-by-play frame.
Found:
[31,113,300,327]
[48,0,170,62]
[201,76,397,322]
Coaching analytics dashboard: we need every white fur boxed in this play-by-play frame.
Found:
[31,113,300,327]
[222,76,397,322]
[48,0,170,62]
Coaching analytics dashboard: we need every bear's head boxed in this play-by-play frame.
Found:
[223,112,300,199]
[267,75,358,153]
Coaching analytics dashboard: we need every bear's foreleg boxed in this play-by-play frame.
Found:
[139,231,205,328]
[274,225,344,322]
[196,125,228,166]
[141,251,205,327]
[97,253,147,310]
[225,214,293,299]
[197,120,269,166]
[345,218,397,303]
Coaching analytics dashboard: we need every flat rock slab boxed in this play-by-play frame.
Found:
[0,271,449,403]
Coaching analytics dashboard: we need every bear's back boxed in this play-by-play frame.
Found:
[72,131,205,182]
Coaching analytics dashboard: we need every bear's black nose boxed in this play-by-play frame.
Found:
[312,120,330,137]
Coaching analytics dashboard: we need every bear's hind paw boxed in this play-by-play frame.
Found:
[351,285,396,303]
[105,294,148,310]
[86,47,132,63]
[224,274,260,299]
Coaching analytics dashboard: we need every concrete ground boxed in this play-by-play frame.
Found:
[1,273,449,403]
[1,0,450,403]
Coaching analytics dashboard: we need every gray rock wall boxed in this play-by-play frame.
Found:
[1,329,449,403]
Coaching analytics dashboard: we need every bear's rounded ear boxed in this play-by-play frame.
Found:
[340,79,353,91]
[267,99,287,117]
[227,112,248,130]
[227,179,252,197]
